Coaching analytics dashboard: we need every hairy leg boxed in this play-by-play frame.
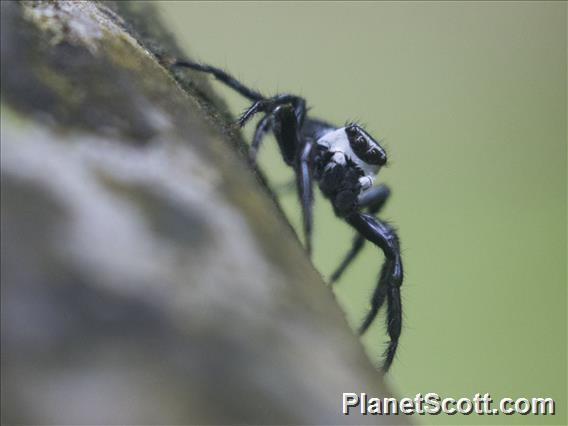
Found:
[347,212,402,372]
[330,184,391,283]
[298,140,314,255]
[171,59,264,101]
[249,115,271,165]
[271,105,314,255]
[238,94,306,128]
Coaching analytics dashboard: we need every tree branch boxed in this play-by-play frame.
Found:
[1,1,406,424]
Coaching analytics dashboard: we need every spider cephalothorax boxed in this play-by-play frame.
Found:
[313,124,386,216]
[170,58,403,372]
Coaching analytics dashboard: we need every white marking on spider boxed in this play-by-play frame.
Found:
[316,127,380,192]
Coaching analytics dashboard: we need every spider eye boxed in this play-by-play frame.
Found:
[345,126,387,166]
[345,125,358,137]
[365,147,387,166]
[354,136,366,147]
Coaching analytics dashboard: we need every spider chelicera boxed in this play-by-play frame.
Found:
[168,57,403,372]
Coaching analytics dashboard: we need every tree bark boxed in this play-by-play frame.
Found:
[1,1,406,424]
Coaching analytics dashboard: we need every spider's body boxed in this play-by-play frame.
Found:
[170,58,403,372]
[311,124,385,214]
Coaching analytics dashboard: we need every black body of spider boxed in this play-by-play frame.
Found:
[171,58,403,372]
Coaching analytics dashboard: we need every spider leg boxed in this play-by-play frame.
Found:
[272,104,314,255]
[298,140,314,255]
[238,100,266,127]
[238,94,306,128]
[346,212,402,372]
[172,59,307,129]
[171,59,264,101]
[249,114,271,165]
[359,184,391,212]
[330,185,391,284]
[329,237,364,285]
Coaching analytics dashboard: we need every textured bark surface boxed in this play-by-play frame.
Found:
[1,1,406,424]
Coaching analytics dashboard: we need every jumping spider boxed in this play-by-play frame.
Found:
[169,58,403,372]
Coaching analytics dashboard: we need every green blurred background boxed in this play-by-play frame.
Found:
[158,2,566,424]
